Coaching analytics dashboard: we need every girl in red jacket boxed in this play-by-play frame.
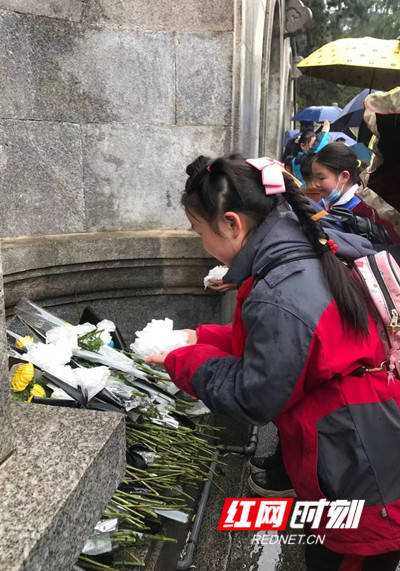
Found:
[147,154,400,570]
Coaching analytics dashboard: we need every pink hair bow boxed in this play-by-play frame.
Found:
[246,157,286,195]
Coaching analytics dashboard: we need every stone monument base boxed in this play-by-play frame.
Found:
[0,403,125,571]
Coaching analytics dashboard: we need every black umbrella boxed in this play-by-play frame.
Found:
[331,89,376,131]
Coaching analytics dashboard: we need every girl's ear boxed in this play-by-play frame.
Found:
[223,211,244,238]
[339,170,351,185]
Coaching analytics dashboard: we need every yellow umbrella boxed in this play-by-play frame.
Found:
[297,37,400,90]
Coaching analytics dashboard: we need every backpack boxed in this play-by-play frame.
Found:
[353,250,400,381]
[327,206,393,250]
[256,249,400,381]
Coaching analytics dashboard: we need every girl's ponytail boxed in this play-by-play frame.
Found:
[182,153,369,335]
[283,174,369,335]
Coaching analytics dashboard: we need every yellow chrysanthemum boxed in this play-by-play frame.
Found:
[27,383,46,402]
[15,335,34,349]
[11,362,35,392]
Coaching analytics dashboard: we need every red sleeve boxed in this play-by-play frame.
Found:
[165,344,230,397]
[195,324,232,353]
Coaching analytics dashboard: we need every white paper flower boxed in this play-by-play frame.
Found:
[96,319,116,345]
[47,364,108,400]
[203,265,229,289]
[50,386,74,400]
[72,366,109,400]
[46,325,79,351]
[24,340,72,369]
[130,318,189,359]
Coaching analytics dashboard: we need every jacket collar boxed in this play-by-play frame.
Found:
[224,200,314,287]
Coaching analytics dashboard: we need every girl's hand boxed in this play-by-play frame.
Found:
[207,279,237,292]
[322,120,330,132]
[183,329,197,345]
[145,353,167,369]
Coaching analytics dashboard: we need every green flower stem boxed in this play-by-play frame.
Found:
[78,555,119,571]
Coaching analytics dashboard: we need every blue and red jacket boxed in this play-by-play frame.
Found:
[165,201,400,565]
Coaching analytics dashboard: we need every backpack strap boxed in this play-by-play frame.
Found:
[329,206,393,248]
[255,251,320,282]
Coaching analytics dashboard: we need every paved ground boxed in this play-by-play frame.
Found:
[185,415,306,571]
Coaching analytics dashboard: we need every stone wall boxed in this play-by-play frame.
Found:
[0,1,233,237]
[0,0,294,327]
[2,230,223,339]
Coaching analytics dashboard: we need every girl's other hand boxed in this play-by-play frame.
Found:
[145,353,167,369]
[183,329,197,345]
[207,279,237,292]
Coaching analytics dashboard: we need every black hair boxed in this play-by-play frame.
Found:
[314,142,361,184]
[300,153,315,183]
[183,154,276,233]
[283,155,293,173]
[299,130,316,147]
[299,121,314,131]
[183,153,369,335]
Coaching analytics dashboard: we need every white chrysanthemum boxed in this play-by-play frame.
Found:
[96,319,116,345]
[46,325,79,351]
[203,265,229,289]
[130,318,189,359]
[25,340,72,369]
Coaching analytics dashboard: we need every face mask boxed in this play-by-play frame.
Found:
[325,175,345,207]
[325,188,341,206]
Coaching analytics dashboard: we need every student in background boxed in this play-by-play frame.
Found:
[313,142,399,245]
[292,120,330,187]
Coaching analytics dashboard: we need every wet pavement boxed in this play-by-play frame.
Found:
[189,416,306,571]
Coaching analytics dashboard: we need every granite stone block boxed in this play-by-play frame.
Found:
[0,120,85,237]
[176,33,233,125]
[60,27,175,124]
[0,249,15,464]
[0,12,174,123]
[0,403,125,571]
[82,0,233,32]
[82,124,231,231]
[0,11,35,118]
[0,262,14,467]
[0,0,83,21]
[1,231,207,275]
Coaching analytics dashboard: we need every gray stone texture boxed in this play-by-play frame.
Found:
[82,0,233,32]
[1,230,207,273]
[0,9,233,236]
[0,120,85,236]
[2,230,224,338]
[0,252,14,463]
[176,33,233,125]
[0,403,125,571]
[0,1,83,21]
[82,124,231,231]
[0,11,175,124]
